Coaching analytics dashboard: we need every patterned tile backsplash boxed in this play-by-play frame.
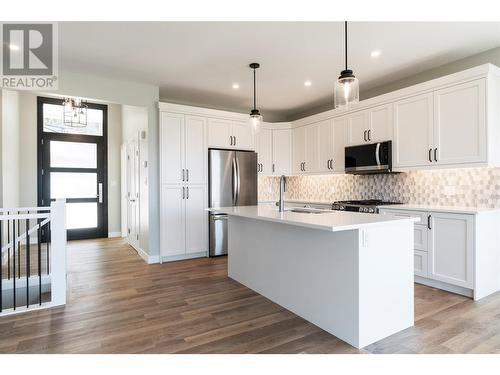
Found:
[258,167,500,208]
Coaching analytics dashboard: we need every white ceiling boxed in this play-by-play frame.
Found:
[59,22,500,121]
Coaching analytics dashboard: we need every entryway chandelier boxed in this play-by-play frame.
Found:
[63,98,88,127]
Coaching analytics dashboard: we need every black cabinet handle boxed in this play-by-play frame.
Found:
[434,148,438,162]
[428,148,433,163]
[303,162,306,171]
[427,215,432,230]
[272,164,275,173]
[234,136,236,146]
[363,130,367,142]
[367,129,371,141]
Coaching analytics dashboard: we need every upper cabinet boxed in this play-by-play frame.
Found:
[272,129,292,175]
[160,113,206,185]
[433,79,486,165]
[394,79,489,169]
[346,104,393,146]
[207,118,255,150]
[256,128,273,174]
[393,93,434,168]
[292,126,307,174]
[347,111,368,145]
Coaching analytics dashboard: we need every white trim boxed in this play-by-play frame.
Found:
[108,231,122,238]
[134,247,160,264]
[0,301,64,318]
[415,276,473,298]
[161,251,208,263]
[158,102,249,121]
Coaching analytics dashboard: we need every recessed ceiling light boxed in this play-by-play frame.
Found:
[232,83,240,89]
[304,80,312,87]
[9,44,20,51]
[370,50,382,58]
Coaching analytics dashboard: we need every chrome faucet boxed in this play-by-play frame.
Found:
[278,175,286,212]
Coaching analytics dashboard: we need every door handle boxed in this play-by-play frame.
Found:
[229,136,233,146]
[428,148,433,163]
[367,129,371,141]
[272,164,275,173]
[212,215,228,221]
[234,136,236,146]
[363,130,367,142]
[434,148,438,162]
[303,162,306,172]
[427,215,432,230]
[186,186,189,199]
[182,186,185,199]
[98,183,103,203]
[186,169,189,182]
[182,169,185,181]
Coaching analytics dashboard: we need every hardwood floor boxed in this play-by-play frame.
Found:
[1,237,499,354]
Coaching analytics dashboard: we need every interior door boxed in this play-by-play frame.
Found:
[127,136,140,250]
[38,97,108,241]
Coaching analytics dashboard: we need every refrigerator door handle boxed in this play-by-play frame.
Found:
[234,155,241,205]
[232,157,238,205]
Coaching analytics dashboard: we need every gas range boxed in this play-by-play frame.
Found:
[332,199,402,214]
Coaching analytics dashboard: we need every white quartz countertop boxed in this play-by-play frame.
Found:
[208,205,419,232]
[379,204,500,215]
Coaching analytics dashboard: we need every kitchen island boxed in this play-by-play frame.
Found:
[208,205,419,348]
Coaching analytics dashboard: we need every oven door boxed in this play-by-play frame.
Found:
[345,141,391,174]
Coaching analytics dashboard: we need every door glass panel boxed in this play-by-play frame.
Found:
[43,103,103,136]
[50,172,97,199]
[66,203,98,229]
[50,141,97,168]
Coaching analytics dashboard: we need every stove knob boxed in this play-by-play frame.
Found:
[368,208,375,213]
[340,205,345,210]
[359,207,364,213]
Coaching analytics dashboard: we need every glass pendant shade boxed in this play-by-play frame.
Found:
[249,110,263,130]
[334,69,359,109]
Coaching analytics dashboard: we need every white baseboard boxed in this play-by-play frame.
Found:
[108,232,122,238]
[415,276,473,298]
[161,251,208,263]
[135,247,160,264]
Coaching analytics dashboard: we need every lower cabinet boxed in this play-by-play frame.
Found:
[380,208,474,290]
[160,184,207,260]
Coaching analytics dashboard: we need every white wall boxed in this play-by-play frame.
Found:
[107,104,122,236]
[1,90,20,208]
[121,105,149,253]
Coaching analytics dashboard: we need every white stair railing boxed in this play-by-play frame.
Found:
[0,200,66,316]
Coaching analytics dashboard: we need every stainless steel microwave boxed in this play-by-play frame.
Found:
[345,141,392,174]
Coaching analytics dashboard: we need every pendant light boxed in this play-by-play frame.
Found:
[334,21,359,109]
[249,62,263,129]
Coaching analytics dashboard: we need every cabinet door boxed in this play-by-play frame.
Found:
[160,112,184,184]
[414,250,429,277]
[185,185,207,255]
[184,115,206,184]
[433,79,486,165]
[304,123,320,173]
[232,121,255,150]
[393,93,434,168]
[317,119,334,173]
[332,116,347,172]
[160,185,186,257]
[272,129,292,175]
[428,212,474,288]
[368,104,393,142]
[292,126,306,174]
[256,128,273,174]
[207,118,232,148]
[347,111,369,145]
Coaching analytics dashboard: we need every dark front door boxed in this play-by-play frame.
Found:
[37,97,108,240]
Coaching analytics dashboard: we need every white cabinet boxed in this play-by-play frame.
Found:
[160,185,186,257]
[368,104,393,142]
[394,79,488,169]
[185,185,208,255]
[160,113,206,185]
[207,118,255,150]
[305,123,319,173]
[433,79,486,165]
[414,250,429,278]
[292,126,306,174]
[393,93,434,168]
[232,121,255,150]
[428,212,474,288]
[317,119,334,173]
[256,128,273,174]
[272,129,292,175]
[347,111,368,145]
[332,116,347,172]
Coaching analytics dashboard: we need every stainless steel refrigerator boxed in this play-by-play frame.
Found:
[208,149,258,256]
